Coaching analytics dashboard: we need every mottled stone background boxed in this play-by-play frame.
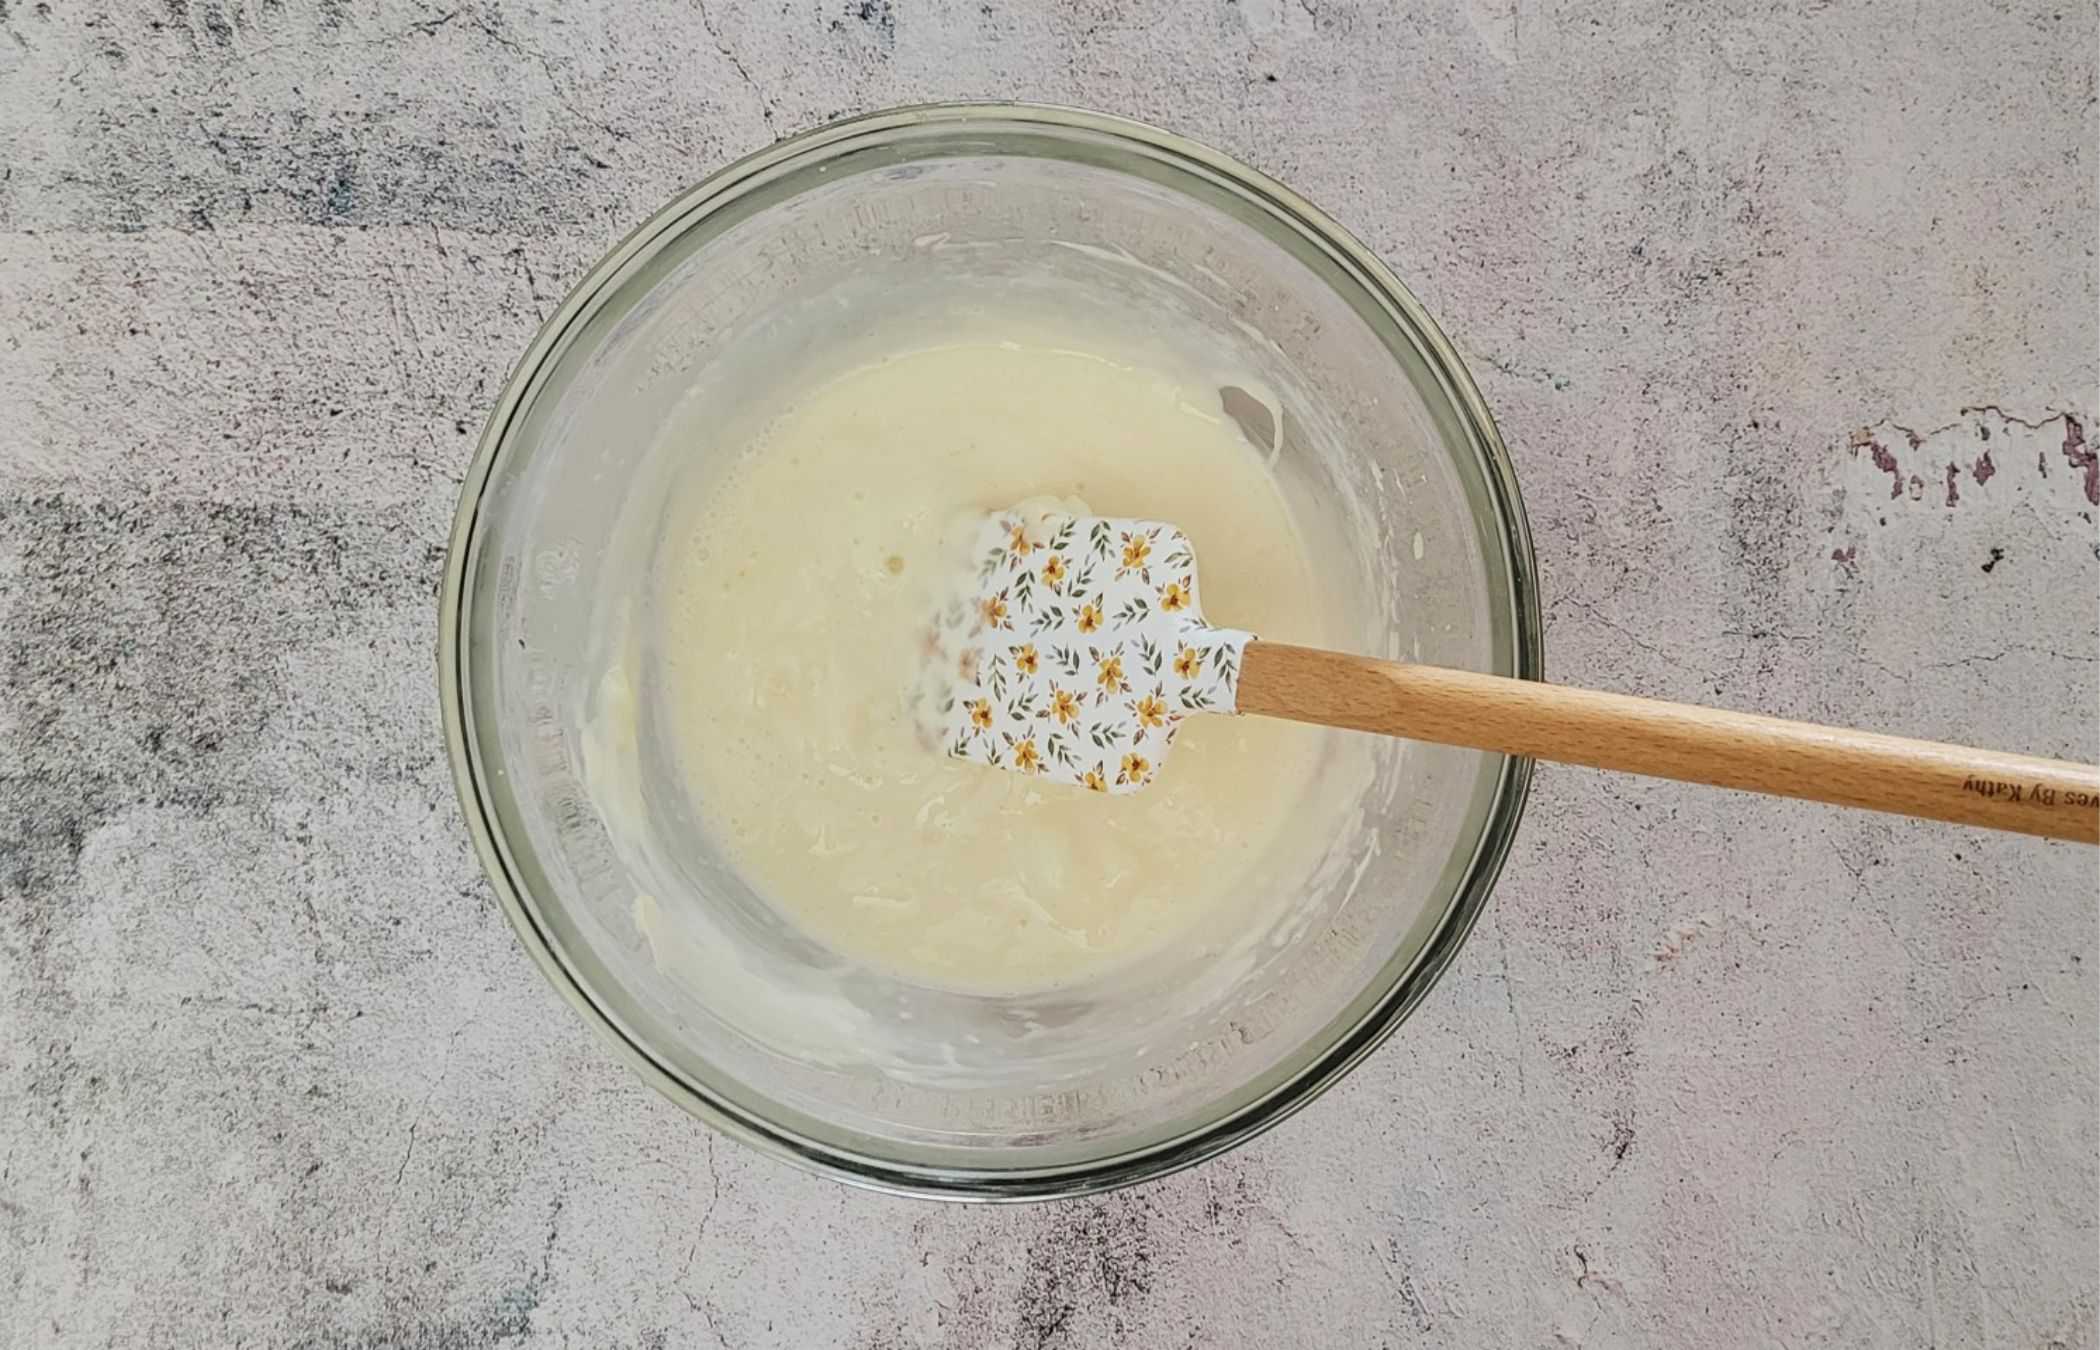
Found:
[2,1,2096,1346]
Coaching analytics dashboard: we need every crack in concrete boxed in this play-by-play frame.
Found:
[675,1134,725,1284]
[1551,593,1711,682]
[380,1013,475,1238]
[204,9,462,90]
[679,1289,733,1349]
[506,245,548,322]
[468,11,631,147]
[173,994,338,1020]
[1921,644,2098,671]
[1372,1239,1435,1332]
[1494,914,1529,1103]
[1923,983,2038,1037]
[694,0,776,125]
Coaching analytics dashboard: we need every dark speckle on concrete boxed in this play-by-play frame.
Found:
[324,160,356,222]
[1721,455,1805,620]
[0,493,440,904]
[200,0,231,45]
[854,0,896,42]
[292,1198,562,1349]
[1981,545,2006,573]
[1607,1116,1636,1162]
[1012,1193,1156,1347]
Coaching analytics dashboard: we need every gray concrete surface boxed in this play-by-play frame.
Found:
[3,1,2096,1346]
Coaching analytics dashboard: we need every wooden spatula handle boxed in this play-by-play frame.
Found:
[1236,642,2100,843]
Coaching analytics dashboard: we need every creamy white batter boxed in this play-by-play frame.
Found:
[652,318,1344,993]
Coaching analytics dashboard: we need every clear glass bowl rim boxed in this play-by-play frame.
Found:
[438,101,1544,1201]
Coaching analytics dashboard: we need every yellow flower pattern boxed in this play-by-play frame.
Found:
[917,510,1253,795]
[1118,530,1152,574]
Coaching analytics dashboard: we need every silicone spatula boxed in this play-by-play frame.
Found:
[913,504,2100,843]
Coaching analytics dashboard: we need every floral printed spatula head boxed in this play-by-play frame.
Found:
[912,502,1253,794]
[914,503,2100,842]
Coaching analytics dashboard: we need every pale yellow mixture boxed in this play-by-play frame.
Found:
[658,322,1338,992]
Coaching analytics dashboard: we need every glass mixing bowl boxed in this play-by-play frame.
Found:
[440,104,1540,1198]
